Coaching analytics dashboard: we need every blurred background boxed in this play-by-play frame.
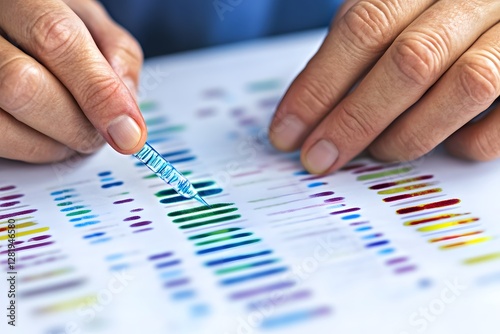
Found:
[99,0,342,57]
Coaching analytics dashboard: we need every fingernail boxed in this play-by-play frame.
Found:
[108,115,142,151]
[270,114,307,150]
[304,139,339,174]
[123,77,137,100]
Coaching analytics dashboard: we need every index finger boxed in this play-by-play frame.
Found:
[0,0,146,154]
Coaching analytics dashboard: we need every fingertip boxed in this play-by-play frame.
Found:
[269,111,308,152]
[367,144,398,162]
[444,134,486,162]
[301,138,339,174]
[107,114,146,154]
[85,75,146,155]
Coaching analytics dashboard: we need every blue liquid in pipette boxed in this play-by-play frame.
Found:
[133,142,209,207]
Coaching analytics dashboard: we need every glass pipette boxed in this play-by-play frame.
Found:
[133,142,209,207]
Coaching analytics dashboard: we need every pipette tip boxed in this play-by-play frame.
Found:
[194,194,210,207]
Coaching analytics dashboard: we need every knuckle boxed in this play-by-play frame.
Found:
[340,0,396,52]
[335,102,377,140]
[29,11,84,58]
[392,33,445,86]
[0,57,42,112]
[459,54,500,106]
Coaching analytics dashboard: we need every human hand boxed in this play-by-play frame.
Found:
[269,0,500,173]
[0,0,145,163]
